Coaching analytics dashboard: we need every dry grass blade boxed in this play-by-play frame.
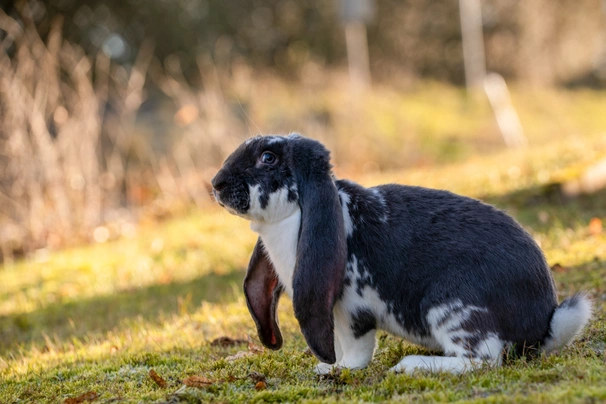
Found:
[0,7,163,260]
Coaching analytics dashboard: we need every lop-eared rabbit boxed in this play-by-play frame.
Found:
[211,134,592,374]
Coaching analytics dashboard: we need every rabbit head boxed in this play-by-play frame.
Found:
[211,135,347,363]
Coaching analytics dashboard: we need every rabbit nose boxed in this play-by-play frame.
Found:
[211,170,228,191]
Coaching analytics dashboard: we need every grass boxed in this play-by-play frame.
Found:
[1,101,606,403]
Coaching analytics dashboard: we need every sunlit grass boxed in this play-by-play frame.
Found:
[1,93,606,402]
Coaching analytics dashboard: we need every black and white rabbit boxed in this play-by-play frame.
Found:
[211,134,592,374]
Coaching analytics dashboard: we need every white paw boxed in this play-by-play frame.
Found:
[313,362,337,375]
[390,355,476,375]
[390,355,432,374]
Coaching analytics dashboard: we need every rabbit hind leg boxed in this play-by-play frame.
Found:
[391,301,504,374]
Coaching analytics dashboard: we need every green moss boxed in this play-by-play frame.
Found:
[1,89,606,403]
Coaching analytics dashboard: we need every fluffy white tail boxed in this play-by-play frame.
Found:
[542,293,593,354]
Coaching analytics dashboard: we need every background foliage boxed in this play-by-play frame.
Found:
[1,1,605,402]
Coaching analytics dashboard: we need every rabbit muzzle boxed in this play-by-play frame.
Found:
[211,170,250,215]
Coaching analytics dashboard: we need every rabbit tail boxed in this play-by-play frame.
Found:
[542,293,593,354]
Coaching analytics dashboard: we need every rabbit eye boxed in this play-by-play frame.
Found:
[260,151,277,165]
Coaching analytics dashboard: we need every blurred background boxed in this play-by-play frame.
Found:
[1,0,606,261]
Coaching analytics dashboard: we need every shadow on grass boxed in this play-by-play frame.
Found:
[0,269,245,355]
[481,183,606,234]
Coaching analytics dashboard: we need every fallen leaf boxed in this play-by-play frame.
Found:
[210,336,247,348]
[149,369,167,388]
[247,335,264,353]
[182,375,214,388]
[248,371,266,383]
[63,391,98,404]
[589,217,603,236]
[550,263,568,273]
[225,350,253,361]
[255,381,267,391]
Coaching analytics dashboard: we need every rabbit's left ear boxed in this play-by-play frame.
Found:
[289,137,347,364]
[244,238,284,350]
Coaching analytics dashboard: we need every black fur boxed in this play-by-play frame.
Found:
[336,180,557,349]
[351,308,376,339]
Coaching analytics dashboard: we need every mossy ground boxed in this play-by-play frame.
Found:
[1,86,606,403]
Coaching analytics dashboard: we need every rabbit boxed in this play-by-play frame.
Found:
[211,134,593,374]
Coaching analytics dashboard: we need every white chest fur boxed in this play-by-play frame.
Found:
[250,209,301,297]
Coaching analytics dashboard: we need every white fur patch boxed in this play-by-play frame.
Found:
[339,191,354,237]
[251,208,300,297]
[370,188,388,223]
[424,300,504,371]
[317,303,377,372]
[246,184,298,223]
[542,294,593,353]
[475,334,504,361]
[248,184,300,297]
[266,136,285,144]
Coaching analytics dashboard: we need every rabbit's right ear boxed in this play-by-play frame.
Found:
[244,238,283,350]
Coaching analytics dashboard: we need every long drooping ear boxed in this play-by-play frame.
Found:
[289,137,347,364]
[243,238,284,350]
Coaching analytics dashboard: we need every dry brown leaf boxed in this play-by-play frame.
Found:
[210,336,247,348]
[550,263,569,273]
[255,381,267,391]
[149,369,167,388]
[225,350,254,361]
[247,335,264,353]
[223,336,264,361]
[182,375,214,388]
[248,371,266,383]
[63,391,98,404]
[589,217,603,236]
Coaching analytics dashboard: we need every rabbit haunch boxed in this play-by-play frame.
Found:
[211,134,593,374]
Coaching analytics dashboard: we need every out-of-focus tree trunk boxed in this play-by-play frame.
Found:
[458,0,486,92]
